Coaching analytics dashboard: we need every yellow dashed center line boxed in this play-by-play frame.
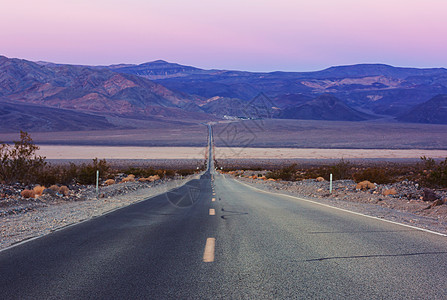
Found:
[209,208,216,215]
[203,238,216,262]
[212,198,216,202]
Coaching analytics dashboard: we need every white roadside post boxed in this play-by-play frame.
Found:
[96,170,99,195]
[330,173,333,193]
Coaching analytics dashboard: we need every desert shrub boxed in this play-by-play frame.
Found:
[165,170,176,177]
[121,167,167,179]
[355,180,376,190]
[420,157,447,188]
[266,164,297,181]
[0,131,46,184]
[78,158,110,185]
[36,167,59,186]
[301,160,352,181]
[176,169,196,176]
[353,167,393,184]
[105,179,115,185]
[59,186,69,196]
[150,175,160,181]
[330,159,353,180]
[33,185,45,197]
[21,189,35,198]
[383,188,397,196]
[121,176,135,183]
[138,175,160,182]
[49,185,60,191]
[61,163,80,184]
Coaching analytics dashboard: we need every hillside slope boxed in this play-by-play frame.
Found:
[279,94,373,121]
[397,94,447,124]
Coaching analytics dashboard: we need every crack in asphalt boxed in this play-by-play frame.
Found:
[306,251,447,262]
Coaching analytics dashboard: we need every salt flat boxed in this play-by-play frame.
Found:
[37,146,207,160]
[37,145,447,160]
[215,147,447,159]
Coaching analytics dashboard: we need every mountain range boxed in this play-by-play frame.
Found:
[1,55,447,132]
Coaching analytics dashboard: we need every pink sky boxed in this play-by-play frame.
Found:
[1,0,446,71]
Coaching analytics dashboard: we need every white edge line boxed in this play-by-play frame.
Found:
[233,177,447,237]
[0,175,202,253]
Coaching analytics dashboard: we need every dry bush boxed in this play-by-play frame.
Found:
[353,167,392,184]
[266,164,297,181]
[356,180,376,190]
[59,186,69,196]
[121,176,135,183]
[137,175,160,182]
[105,179,115,185]
[0,131,46,184]
[330,159,353,180]
[78,158,111,185]
[149,175,160,182]
[420,157,447,188]
[127,174,135,179]
[316,177,325,182]
[33,185,45,197]
[21,189,35,198]
[49,185,60,191]
[177,169,196,176]
[383,188,397,196]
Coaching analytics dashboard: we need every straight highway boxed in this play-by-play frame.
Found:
[1,125,447,299]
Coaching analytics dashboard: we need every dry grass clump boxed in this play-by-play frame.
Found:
[49,185,60,192]
[120,175,136,183]
[105,179,115,186]
[383,188,397,196]
[356,180,376,190]
[149,175,160,181]
[33,185,45,197]
[316,177,325,182]
[121,178,135,183]
[59,185,69,196]
[47,184,69,196]
[138,175,161,183]
[21,189,35,199]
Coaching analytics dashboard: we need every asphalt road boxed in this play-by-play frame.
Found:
[1,126,447,299]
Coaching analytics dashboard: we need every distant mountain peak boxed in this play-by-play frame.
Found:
[150,59,169,64]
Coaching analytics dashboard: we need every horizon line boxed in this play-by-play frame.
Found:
[2,54,446,73]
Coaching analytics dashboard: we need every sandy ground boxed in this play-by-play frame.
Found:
[37,146,447,160]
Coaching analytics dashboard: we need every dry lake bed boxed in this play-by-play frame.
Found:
[37,145,447,160]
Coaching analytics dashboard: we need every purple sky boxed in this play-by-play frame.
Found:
[1,0,446,71]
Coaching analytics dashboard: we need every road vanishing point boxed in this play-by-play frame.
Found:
[1,125,447,299]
